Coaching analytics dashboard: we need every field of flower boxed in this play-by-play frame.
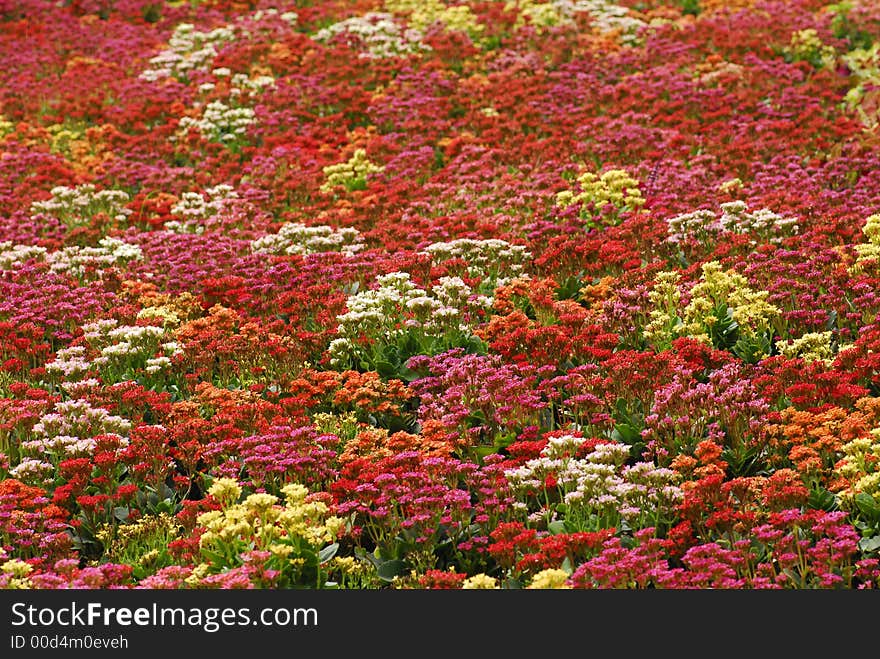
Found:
[3,0,880,590]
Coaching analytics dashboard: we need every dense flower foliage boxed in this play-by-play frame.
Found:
[3,0,880,589]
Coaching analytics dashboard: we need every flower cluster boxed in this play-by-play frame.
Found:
[12,398,131,483]
[178,100,256,147]
[328,271,490,374]
[666,200,799,247]
[555,168,645,227]
[506,435,682,534]
[385,0,484,39]
[251,223,363,256]
[140,22,236,83]
[164,184,238,235]
[320,149,385,194]
[645,262,781,362]
[422,238,530,290]
[313,13,430,60]
[196,478,346,588]
[783,28,837,69]
[30,184,131,228]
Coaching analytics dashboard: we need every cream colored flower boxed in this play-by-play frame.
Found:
[527,568,571,589]
[462,573,499,589]
[207,478,242,505]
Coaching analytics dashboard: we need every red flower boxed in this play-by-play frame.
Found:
[75,494,111,511]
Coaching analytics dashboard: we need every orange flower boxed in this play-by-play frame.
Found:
[331,370,414,415]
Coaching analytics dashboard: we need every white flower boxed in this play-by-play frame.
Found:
[9,458,54,483]
[312,12,430,59]
[250,222,363,255]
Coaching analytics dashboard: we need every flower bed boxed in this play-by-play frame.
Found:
[2,0,880,589]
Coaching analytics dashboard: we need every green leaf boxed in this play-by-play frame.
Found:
[375,360,399,379]
[492,432,517,451]
[722,445,770,478]
[613,422,641,445]
[353,546,375,566]
[680,0,701,15]
[855,493,880,521]
[807,487,838,512]
[318,543,339,564]
[614,397,630,420]
[547,520,567,535]
[154,498,175,514]
[200,548,228,565]
[556,275,582,301]
[503,576,523,589]
[732,331,771,364]
[473,445,499,460]
[396,365,422,382]
[708,305,739,350]
[859,535,880,553]
[825,310,838,331]
[465,410,487,426]
[344,177,367,192]
[376,559,407,582]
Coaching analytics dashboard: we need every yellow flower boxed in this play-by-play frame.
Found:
[461,573,499,589]
[833,429,880,505]
[244,492,279,513]
[269,544,294,559]
[281,483,309,504]
[1,559,33,578]
[332,556,360,574]
[141,549,160,565]
[321,149,384,193]
[324,516,346,539]
[256,525,283,545]
[851,215,880,273]
[682,261,779,344]
[184,563,210,586]
[386,0,483,37]
[775,331,835,365]
[784,29,836,69]
[526,568,571,589]
[555,190,575,208]
[218,519,253,541]
[555,168,644,216]
[137,306,181,328]
[197,510,223,529]
[207,477,241,505]
[0,115,14,138]
[719,178,743,193]
[644,270,682,349]
[314,411,360,441]
[516,2,567,31]
[856,472,880,495]
[198,481,343,582]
